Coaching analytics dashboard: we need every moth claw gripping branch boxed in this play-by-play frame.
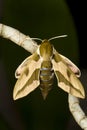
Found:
[0,23,87,129]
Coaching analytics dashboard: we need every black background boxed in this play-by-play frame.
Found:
[0,0,87,130]
[67,0,87,68]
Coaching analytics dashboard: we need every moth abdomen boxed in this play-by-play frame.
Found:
[40,68,54,81]
[39,67,54,99]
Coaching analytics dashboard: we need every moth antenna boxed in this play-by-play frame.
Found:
[32,38,42,42]
[48,35,67,41]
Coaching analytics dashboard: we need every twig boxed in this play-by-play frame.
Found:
[68,94,87,130]
[0,23,38,53]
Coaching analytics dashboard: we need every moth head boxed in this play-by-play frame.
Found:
[38,40,53,61]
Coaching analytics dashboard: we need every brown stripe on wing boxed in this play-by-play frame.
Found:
[13,69,40,100]
[55,71,84,98]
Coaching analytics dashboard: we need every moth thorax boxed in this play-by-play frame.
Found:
[39,40,53,58]
[41,60,52,68]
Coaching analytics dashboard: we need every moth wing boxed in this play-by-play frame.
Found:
[15,54,35,79]
[59,54,81,77]
[52,51,85,98]
[13,52,41,100]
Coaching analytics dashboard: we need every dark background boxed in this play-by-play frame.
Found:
[66,0,87,69]
[0,0,87,130]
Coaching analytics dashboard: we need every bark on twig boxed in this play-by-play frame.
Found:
[0,23,38,53]
[68,94,87,130]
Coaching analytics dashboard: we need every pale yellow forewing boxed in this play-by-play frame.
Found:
[52,51,85,98]
[15,52,40,79]
[13,52,41,100]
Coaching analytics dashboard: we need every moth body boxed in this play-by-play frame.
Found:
[13,40,85,100]
[38,40,54,99]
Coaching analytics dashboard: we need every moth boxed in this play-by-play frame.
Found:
[13,39,85,100]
